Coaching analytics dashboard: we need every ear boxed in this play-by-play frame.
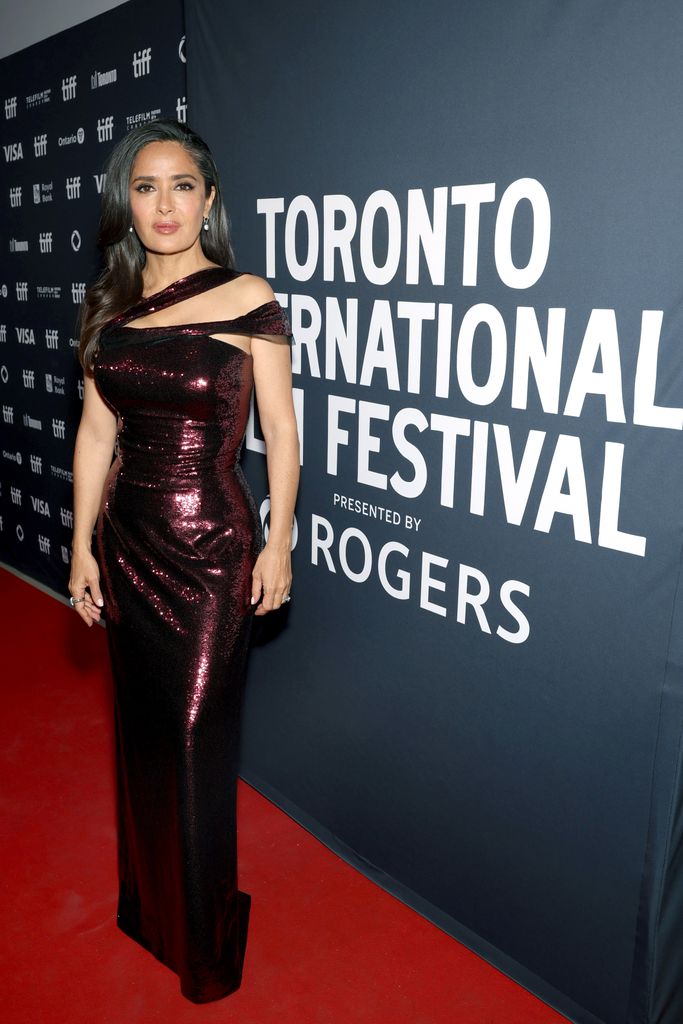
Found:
[204,184,216,218]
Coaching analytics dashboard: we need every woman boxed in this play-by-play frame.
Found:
[69,119,299,1002]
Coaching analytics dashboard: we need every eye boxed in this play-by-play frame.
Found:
[175,181,195,190]
[134,183,154,192]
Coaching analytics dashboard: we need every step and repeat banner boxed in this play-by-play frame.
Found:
[0,0,185,595]
[186,3,683,1023]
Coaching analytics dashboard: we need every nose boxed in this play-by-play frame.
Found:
[157,187,175,215]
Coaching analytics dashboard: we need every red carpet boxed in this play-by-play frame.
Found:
[1,566,569,1024]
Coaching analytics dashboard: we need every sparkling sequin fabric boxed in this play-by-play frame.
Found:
[92,267,292,1002]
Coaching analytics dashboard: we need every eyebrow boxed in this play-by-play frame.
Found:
[130,173,199,182]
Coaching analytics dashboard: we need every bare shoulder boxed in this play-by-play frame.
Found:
[207,272,276,320]
[234,273,276,308]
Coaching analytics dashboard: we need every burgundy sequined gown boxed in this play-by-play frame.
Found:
[92,267,292,1002]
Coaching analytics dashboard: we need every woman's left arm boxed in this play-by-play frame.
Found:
[250,328,300,615]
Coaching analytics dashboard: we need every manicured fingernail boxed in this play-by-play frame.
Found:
[97,599,103,606]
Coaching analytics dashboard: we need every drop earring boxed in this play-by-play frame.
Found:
[203,216,209,231]
[128,225,133,233]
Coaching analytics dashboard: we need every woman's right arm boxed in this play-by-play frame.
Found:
[69,371,118,627]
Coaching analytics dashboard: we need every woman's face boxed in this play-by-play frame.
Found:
[128,140,215,255]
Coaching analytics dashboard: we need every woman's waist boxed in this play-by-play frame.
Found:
[116,442,243,479]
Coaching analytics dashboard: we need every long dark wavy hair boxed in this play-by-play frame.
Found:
[78,119,235,373]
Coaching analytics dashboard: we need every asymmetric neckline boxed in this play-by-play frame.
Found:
[99,266,293,347]
[140,265,229,302]
[107,266,244,330]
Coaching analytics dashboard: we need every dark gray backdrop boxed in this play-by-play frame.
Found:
[186,3,683,1023]
[0,0,185,592]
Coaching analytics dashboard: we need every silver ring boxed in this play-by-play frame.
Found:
[69,595,85,606]
[284,595,291,603]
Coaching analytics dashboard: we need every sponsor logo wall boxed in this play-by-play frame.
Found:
[0,0,186,594]
[186,2,683,1023]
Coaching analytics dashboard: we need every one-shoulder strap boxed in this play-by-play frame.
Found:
[210,300,292,340]
[108,266,243,328]
[106,267,293,341]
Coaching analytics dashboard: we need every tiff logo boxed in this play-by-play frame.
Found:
[16,282,28,301]
[23,369,35,388]
[11,485,21,504]
[5,96,17,119]
[65,175,81,199]
[132,47,152,77]
[72,282,86,303]
[9,186,21,207]
[45,329,58,349]
[60,507,73,528]
[176,96,187,122]
[2,404,13,423]
[39,232,53,253]
[30,454,42,473]
[38,534,50,555]
[97,116,114,142]
[0,325,6,342]
[93,172,107,193]
[61,75,77,101]
[52,417,66,439]
[33,133,47,157]
[77,379,84,400]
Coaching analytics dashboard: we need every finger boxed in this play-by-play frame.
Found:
[256,589,274,616]
[75,603,94,626]
[249,573,264,602]
[86,576,104,608]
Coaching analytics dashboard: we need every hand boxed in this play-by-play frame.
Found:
[250,542,292,616]
[69,548,105,627]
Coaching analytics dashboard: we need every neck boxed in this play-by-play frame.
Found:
[141,249,219,296]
